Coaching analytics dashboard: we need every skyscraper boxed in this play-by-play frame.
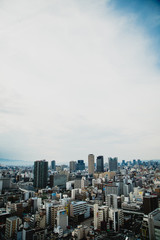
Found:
[34,160,48,189]
[88,154,94,175]
[108,157,118,171]
[51,160,56,170]
[96,156,104,172]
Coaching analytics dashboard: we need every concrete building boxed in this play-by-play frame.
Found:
[81,177,89,189]
[71,189,80,200]
[45,201,54,226]
[94,204,108,230]
[105,185,118,195]
[70,201,88,218]
[57,209,68,231]
[109,208,124,232]
[88,154,95,175]
[69,161,77,173]
[148,208,160,240]
[106,194,118,209]
[72,225,89,240]
[5,216,20,239]
[51,204,64,228]
[34,160,48,189]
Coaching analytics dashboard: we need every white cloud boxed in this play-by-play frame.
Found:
[0,0,160,163]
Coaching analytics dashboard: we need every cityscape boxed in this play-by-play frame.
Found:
[0,156,160,239]
[1,0,160,239]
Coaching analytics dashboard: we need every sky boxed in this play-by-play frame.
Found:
[0,0,160,165]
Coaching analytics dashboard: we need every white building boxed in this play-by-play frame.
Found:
[70,201,88,218]
[57,209,68,231]
[94,204,108,230]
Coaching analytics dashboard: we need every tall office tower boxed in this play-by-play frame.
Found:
[76,160,85,171]
[143,195,158,215]
[88,154,95,175]
[51,160,56,170]
[108,157,118,171]
[96,156,104,172]
[34,160,48,189]
[5,216,20,239]
[69,161,77,173]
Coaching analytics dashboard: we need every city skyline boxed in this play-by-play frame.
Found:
[0,0,160,164]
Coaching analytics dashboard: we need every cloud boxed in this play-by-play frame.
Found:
[0,0,160,163]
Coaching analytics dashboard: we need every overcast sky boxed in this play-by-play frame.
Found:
[0,0,160,164]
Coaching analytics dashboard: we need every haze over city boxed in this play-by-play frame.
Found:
[0,0,160,164]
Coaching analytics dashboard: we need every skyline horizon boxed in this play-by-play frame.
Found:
[1,156,160,167]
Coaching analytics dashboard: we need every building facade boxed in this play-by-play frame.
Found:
[34,160,48,189]
[69,161,77,173]
[96,156,104,173]
[108,157,118,171]
[88,154,95,175]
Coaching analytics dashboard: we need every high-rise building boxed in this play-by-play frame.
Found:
[76,160,85,171]
[108,157,118,171]
[148,208,160,240]
[94,204,108,230]
[5,216,20,239]
[51,160,56,170]
[69,161,77,173]
[34,160,48,189]
[96,156,104,172]
[143,195,158,215]
[51,204,64,228]
[88,154,94,175]
[109,208,124,232]
[57,210,68,231]
[106,194,118,209]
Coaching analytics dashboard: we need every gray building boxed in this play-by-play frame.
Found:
[69,161,77,173]
[88,154,94,175]
[34,160,48,189]
[50,174,67,189]
[148,208,160,240]
[108,157,118,171]
[57,209,68,231]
